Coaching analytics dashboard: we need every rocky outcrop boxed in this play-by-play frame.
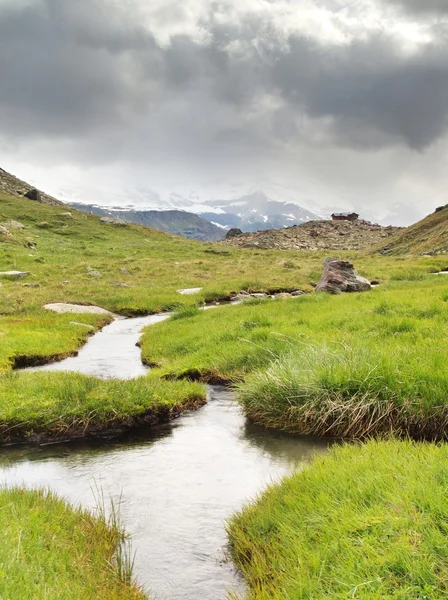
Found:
[223,220,401,251]
[315,260,371,294]
[0,270,30,279]
[0,167,63,206]
[226,228,244,239]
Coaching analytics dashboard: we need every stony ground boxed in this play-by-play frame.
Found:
[0,167,62,206]
[223,219,401,251]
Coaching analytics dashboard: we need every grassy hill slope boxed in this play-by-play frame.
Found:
[379,205,448,255]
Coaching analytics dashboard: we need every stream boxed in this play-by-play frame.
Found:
[2,313,330,599]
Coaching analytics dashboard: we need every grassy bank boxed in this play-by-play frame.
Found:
[227,440,448,600]
[0,372,205,445]
[142,277,448,438]
[0,488,146,600]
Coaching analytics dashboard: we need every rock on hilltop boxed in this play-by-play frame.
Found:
[0,168,63,206]
[222,219,401,251]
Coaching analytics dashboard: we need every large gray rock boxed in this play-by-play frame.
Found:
[315,260,371,294]
[0,270,30,279]
[44,303,113,315]
[226,228,243,239]
[24,188,42,202]
[100,216,126,226]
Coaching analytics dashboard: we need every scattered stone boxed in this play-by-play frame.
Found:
[44,303,113,315]
[62,281,69,285]
[226,228,244,239]
[177,287,203,295]
[7,221,25,229]
[0,225,12,238]
[249,293,268,299]
[371,280,381,286]
[100,216,126,226]
[273,293,293,299]
[0,271,30,279]
[69,321,95,330]
[291,290,306,297]
[114,283,131,288]
[87,267,102,278]
[120,267,131,276]
[24,188,42,202]
[315,260,371,294]
[23,283,40,288]
[60,212,73,218]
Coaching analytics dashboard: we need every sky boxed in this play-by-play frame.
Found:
[1,0,448,223]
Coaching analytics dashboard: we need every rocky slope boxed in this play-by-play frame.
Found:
[377,204,448,255]
[0,168,63,206]
[223,220,401,251]
[70,204,225,242]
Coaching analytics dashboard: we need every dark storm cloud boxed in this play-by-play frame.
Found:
[1,0,448,167]
[385,1,448,16]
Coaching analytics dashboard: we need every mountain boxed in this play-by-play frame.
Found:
[199,191,325,232]
[0,167,63,206]
[223,219,401,252]
[378,204,448,255]
[70,203,225,242]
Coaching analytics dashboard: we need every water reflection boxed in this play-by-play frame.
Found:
[0,387,330,600]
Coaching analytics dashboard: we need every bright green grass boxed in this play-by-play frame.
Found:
[0,312,112,372]
[142,278,448,437]
[227,440,448,600]
[1,193,447,318]
[0,488,147,600]
[0,371,205,444]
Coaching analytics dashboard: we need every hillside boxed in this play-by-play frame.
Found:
[378,205,448,255]
[70,203,225,241]
[223,219,401,251]
[0,168,63,206]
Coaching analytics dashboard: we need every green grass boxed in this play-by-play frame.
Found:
[227,440,448,600]
[0,371,205,444]
[0,487,147,600]
[142,278,448,438]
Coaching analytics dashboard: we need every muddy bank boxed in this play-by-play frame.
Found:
[0,396,206,448]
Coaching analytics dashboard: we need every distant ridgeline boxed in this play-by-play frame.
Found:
[70,203,226,242]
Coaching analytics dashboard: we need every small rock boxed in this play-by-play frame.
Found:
[120,268,131,276]
[100,216,126,226]
[274,293,292,299]
[177,287,203,295]
[114,283,131,288]
[24,188,42,202]
[249,293,268,299]
[62,281,69,285]
[88,270,102,278]
[23,283,41,288]
[7,221,25,229]
[69,321,95,330]
[0,271,30,279]
[291,290,306,297]
[60,212,73,218]
[371,280,381,286]
[44,303,113,315]
[0,226,12,238]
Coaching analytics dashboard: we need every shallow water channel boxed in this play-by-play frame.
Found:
[3,314,330,599]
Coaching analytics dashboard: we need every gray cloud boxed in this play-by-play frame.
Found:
[1,0,448,221]
[385,1,448,15]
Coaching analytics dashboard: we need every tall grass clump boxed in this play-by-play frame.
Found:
[227,440,448,600]
[0,487,147,599]
[238,342,448,439]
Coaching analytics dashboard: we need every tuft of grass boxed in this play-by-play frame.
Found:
[0,372,205,444]
[227,440,448,600]
[0,487,147,599]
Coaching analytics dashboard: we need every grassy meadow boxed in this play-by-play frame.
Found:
[0,488,146,600]
[142,276,448,438]
[2,191,448,599]
[227,440,448,600]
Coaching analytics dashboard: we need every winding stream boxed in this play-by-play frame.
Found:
[4,314,330,599]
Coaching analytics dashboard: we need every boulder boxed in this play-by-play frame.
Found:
[0,225,12,238]
[100,216,126,226]
[226,228,244,239]
[24,188,42,202]
[7,221,25,229]
[44,303,112,315]
[0,270,30,279]
[315,260,371,294]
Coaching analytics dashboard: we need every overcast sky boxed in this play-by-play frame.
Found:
[1,0,448,222]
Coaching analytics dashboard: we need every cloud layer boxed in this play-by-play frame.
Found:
[1,0,447,221]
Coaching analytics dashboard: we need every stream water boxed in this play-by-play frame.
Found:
[3,314,330,599]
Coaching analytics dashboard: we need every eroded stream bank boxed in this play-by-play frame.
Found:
[0,386,329,600]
